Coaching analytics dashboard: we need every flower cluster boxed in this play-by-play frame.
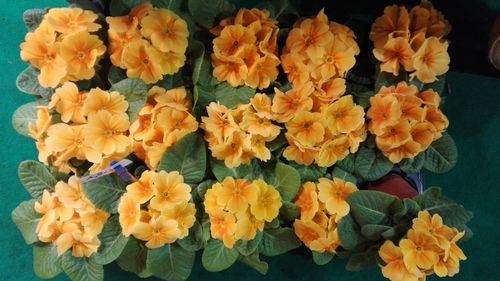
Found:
[293,178,357,253]
[129,86,198,169]
[20,8,105,88]
[379,211,467,280]
[367,82,448,163]
[107,3,189,84]
[370,3,451,83]
[273,83,366,167]
[35,176,109,257]
[201,94,281,168]
[211,8,280,89]
[282,9,359,92]
[204,177,282,248]
[29,82,132,173]
[118,170,195,248]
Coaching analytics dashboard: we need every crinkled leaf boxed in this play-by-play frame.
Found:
[238,251,268,275]
[108,66,127,84]
[336,153,356,173]
[12,199,40,244]
[214,83,256,109]
[23,9,46,31]
[312,251,334,265]
[202,239,239,272]
[18,160,57,199]
[60,254,104,281]
[82,173,127,213]
[12,101,44,137]
[289,162,326,182]
[147,243,196,281]
[337,215,366,251]
[399,153,425,174]
[209,158,258,182]
[110,78,149,122]
[116,238,152,277]
[177,221,203,251]
[16,66,54,98]
[157,72,184,90]
[258,0,298,22]
[423,133,457,173]
[354,146,393,181]
[347,190,400,226]
[332,166,357,184]
[345,245,379,272]
[188,0,236,29]
[235,231,263,256]
[393,199,421,224]
[361,224,392,241]
[196,179,217,200]
[158,133,206,184]
[264,162,300,202]
[33,243,62,279]
[258,227,301,257]
[266,132,287,152]
[278,201,300,224]
[93,215,129,265]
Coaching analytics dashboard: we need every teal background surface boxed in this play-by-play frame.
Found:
[1,1,499,280]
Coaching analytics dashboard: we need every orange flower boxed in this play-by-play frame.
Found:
[126,170,155,204]
[132,216,181,248]
[246,54,280,89]
[400,230,440,274]
[122,40,163,84]
[84,111,131,155]
[379,240,422,281]
[45,8,100,35]
[216,177,258,215]
[107,28,141,68]
[367,94,402,135]
[240,110,280,138]
[316,135,351,167]
[83,88,129,116]
[153,86,191,111]
[213,24,256,57]
[411,121,434,151]
[294,182,319,220]
[272,82,314,122]
[286,111,325,147]
[211,54,248,87]
[312,78,346,111]
[118,194,141,236]
[293,219,326,248]
[282,133,318,165]
[311,37,356,79]
[425,106,449,138]
[375,119,412,150]
[286,17,333,58]
[412,211,453,250]
[48,82,86,123]
[281,53,309,87]
[249,135,272,161]
[325,95,365,134]
[60,31,106,81]
[370,5,410,49]
[234,211,258,241]
[140,9,188,53]
[210,131,251,168]
[250,93,273,119]
[411,37,449,83]
[45,123,102,163]
[162,202,196,238]
[384,140,421,163]
[309,228,341,253]
[156,107,198,136]
[398,95,425,122]
[202,103,240,143]
[317,177,358,219]
[373,37,415,76]
[209,210,237,248]
[249,179,282,222]
[150,171,191,211]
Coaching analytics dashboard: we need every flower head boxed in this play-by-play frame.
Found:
[132,216,181,248]
[60,31,106,81]
[150,171,191,211]
[249,179,282,222]
[45,8,100,35]
[140,9,188,53]
[317,177,358,219]
[84,111,131,156]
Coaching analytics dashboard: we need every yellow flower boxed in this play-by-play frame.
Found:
[83,88,129,116]
[209,210,237,248]
[412,211,453,250]
[156,107,198,136]
[210,131,251,168]
[309,229,341,254]
[122,40,163,84]
[234,211,258,241]
[250,93,273,119]
[384,140,421,164]
[153,86,191,111]
[45,8,100,35]
[202,102,239,143]
[216,177,258,215]
[411,37,449,83]
[399,229,440,273]
[28,106,52,140]
[325,95,365,134]
[54,176,88,210]
[282,133,318,166]
[286,111,325,147]
[317,178,357,219]
[249,179,282,222]
[211,54,248,87]
[140,8,188,53]
[379,240,422,281]
[45,123,102,163]
[370,5,410,49]
[126,170,155,204]
[60,31,106,81]
[162,202,196,238]
[444,230,467,264]
[84,110,131,155]
[271,82,314,122]
[149,171,191,211]
[425,106,449,138]
[316,135,351,167]
[249,135,272,161]
[132,216,181,248]
[281,53,309,87]
[55,223,101,257]
[295,182,319,220]
[240,110,280,138]
[107,28,141,68]
[312,78,346,111]
[373,37,415,76]
[213,24,256,57]
[48,82,86,123]
[398,95,425,122]
[293,219,326,249]
[204,184,225,215]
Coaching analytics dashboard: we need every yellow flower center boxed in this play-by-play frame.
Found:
[164,28,171,34]
[326,56,334,64]
[163,191,169,198]
[304,37,313,46]
[75,139,83,146]
[77,51,86,60]
[143,58,150,65]
[416,246,422,252]
[105,130,114,137]
[232,40,239,47]
[303,122,311,129]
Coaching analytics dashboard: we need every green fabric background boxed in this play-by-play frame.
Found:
[1,1,499,280]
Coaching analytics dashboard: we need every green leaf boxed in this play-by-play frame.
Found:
[18,160,57,199]
[33,243,62,279]
[108,66,127,84]
[361,224,392,241]
[110,0,183,15]
[147,244,196,281]
[398,153,425,174]
[374,70,407,93]
[266,132,287,152]
[336,153,356,173]
[347,190,400,226]
[332,166,357,184]
[188,0,236,29]
[16,66,54,98]
[157,72,184,90]
[279,201,300,224]
[110,78,149,121]
[93,215,129,265]
[82,173,127,213]
[235,231,263,256]
[238,251,268,275]
[12,200,40,244]
[264,162,300,202]
[354,146,393,181]
[345,245,379,272]
[23,9,46,31]
[289,162,326,182]
[214,83,256,109]
[209,158,256,181]
[202,239,239,272]
[423,133,457,173]
[60,254,104,281]
[259,227,301,256]
[158,133,206,184]
[258,0,298,22]
[116,238,152,277]
[196,180,217,200]
[12,102,44,137]
[393,199,421,224]
[337,215,365,251]
[177,221,203,251]
[312,251,334,265]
